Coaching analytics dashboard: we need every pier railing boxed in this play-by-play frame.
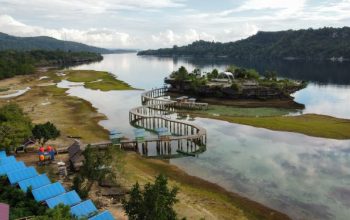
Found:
[91,87,208,159]
[128,87,207,158]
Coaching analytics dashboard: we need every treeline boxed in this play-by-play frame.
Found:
[0,50,102,79]
[138,27,350,60]
[0,32,137,54]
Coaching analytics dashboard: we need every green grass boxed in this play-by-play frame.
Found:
[185,104,350,139]
[0,87,9,92]
[190,105,295,117]
[64,70,134,91]
[200,113,350,139]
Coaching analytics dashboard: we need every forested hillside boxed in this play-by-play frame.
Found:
[0,32,136,54]
[138,27,350,60]
[0,50,102,79]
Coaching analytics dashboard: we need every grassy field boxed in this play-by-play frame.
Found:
[193,111,350,139]
[188,104,296,117]
[64,70,134,91]
[0,87,9,92]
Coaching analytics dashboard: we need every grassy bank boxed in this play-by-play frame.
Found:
[64,70,134,91]
[123,153,290,220]
[192,111,350,139]
[187,104,297,117]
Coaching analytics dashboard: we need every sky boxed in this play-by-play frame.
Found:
[0,0,349,49]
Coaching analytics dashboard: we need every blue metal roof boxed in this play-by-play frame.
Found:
[0,161,26,176]
[89,211,115,220]
[18,174,51,192]
[7,166,38,184]
[46,190,82,208]
[134,128,145,138]
[0,151,6,158]
[71,200,97,218]
[110,129,122,135]
[110,133,123,139]
[0,156,16,166]
[155,127,171,136]
[32,182,65,202]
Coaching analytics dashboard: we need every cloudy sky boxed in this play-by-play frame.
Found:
[0,0,349,49]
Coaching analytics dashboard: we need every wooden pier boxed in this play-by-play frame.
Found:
[91,87,208,159]
[129,87,207,158]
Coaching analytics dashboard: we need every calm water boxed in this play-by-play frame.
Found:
[68,53,350,220]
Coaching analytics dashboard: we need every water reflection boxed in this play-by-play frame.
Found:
[171,118,350,220]
[293,84,350,118]
[69,53,350,220]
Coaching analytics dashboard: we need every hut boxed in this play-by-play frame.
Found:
[134,129,146,143]
[68,141,84,171]
[156,127,171,140]
[220,72,234,80]
[176,96,189,103]
[109,129,123,145]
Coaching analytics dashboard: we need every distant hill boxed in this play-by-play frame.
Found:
[138,27,350,60]
[0,32,136,54]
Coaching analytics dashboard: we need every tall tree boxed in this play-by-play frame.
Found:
[32,122,60,146]
[72,145,124,198]
[123,174,179,220]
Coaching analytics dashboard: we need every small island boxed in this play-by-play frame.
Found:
[165,66,307,108]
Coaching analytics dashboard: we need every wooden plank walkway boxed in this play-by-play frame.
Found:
[92,87,208,158]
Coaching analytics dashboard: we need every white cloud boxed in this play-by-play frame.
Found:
[222,23,259,41]
[151,29,215,47]
[1,0,350,49]
[236,0,306,12]
[0,0,186,16]
[0,14,135,48]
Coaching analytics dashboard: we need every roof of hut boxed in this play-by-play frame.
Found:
[68,141,81,158]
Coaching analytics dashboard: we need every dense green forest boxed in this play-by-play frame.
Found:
[0,32,136,54]
[138,27,350,60]
[0,50,102,79]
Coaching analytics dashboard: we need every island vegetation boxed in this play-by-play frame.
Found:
[165,66,306,101]
[167,67,350,140]
[138,27,350,61]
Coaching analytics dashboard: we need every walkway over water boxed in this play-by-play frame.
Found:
[128,87,208,158]
[91,88,208,158]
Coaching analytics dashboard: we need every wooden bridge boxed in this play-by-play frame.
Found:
[129,87,207,158]
[91,87,208,158]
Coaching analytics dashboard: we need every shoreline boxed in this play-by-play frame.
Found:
[0,69,290,219]
[187,111,350,140]
[125,153,290,220]
[167,91,305,109]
